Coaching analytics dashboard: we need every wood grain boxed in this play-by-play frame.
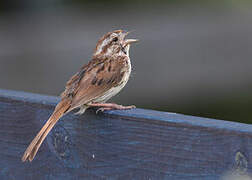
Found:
[0,89,252,180]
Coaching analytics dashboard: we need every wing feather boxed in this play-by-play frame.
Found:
[61,56,129,111]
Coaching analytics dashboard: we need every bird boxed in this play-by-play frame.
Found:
[22,30,138,162]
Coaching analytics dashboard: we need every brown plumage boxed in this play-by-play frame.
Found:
[22,30,138,162]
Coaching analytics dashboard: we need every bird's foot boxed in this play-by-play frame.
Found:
[88,103,136,114]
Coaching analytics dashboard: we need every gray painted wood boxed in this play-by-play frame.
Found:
[0,89,251,180]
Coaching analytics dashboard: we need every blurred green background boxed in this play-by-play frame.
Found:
[0,0,252,123]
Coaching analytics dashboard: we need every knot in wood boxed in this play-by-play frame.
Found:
[234,151,248,174]
[49,125,72,160]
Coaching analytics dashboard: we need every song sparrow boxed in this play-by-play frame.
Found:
[22,30,138,162]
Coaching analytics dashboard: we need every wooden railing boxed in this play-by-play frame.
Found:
[0,89,251,179]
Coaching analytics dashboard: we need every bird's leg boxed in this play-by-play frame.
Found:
[88,103,136,113]
[75,105,89,115]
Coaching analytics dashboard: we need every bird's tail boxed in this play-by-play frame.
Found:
[22,99,71,162]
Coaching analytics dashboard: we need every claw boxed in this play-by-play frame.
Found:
[96,108,104,114]
[117,105,136,110]
[96,107,114,114]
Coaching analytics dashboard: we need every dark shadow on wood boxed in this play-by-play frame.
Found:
[0,89,252,180]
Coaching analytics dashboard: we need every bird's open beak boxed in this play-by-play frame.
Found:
[122,31,139,47]
[123,39,139,47]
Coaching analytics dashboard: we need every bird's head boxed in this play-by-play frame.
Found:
[94,30,138,57]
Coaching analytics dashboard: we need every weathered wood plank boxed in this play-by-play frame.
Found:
[0,89,252,180]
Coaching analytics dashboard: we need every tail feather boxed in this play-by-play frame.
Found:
[22,99,71,162]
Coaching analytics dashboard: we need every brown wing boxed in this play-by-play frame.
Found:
[62,56,129,111]
[60,55,107,99]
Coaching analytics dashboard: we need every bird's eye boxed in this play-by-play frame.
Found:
[112,37,118,42]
